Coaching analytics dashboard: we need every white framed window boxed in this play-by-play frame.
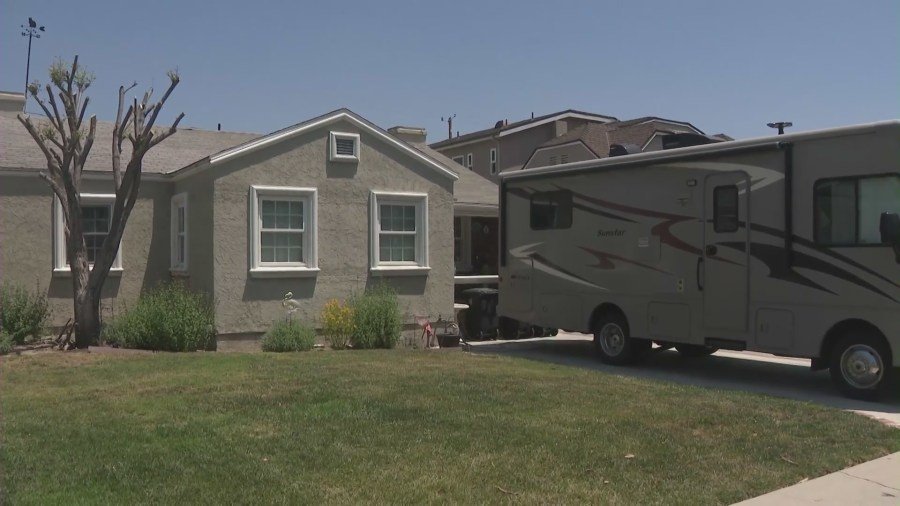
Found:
[466,153,473,170]
[370,191,429,275]
[329,131,360,162]
[170,192,189,271]
[490,148,497,174]
[249,186,318,277]
[452,155,465,166]
[53,194,123,275]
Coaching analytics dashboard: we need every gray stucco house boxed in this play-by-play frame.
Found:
[0,92,496,337]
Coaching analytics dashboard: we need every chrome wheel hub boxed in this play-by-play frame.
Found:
[599,323,626,357]
[840,344,883,390]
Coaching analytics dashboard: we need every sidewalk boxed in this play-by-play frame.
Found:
[736,452,900,505]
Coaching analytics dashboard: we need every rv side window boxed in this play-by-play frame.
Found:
[815,175,900,245]
[713,185,739,233]
[530,190,573,230]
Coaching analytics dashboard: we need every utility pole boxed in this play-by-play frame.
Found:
[20,17,46,111]
[441,114,456,140]
[767,121,792,135]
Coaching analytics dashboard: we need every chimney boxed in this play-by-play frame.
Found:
[217,123,222,131]
[387,126,427,146]
[0,91,26,116]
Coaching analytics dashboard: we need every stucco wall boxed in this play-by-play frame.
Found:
[498,123,557,173]
[173,170,216,296]
[209,118,455,335]
[0,176,172,328]
[436,138,497,181]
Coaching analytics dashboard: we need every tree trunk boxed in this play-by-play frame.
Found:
[72,261,100,349]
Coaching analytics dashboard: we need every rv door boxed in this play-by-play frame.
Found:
[702,172,750,332]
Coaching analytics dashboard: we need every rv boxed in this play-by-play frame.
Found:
[497,121,900,400]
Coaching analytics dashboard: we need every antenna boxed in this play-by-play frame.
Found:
[441,114,456,140]
[20,16,46,111]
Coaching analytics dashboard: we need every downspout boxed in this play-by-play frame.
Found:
[499,180,507,267]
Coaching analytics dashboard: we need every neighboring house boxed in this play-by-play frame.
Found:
[429,109,618,182]
[389,127,499,289]
[522,116,728,169]
[0,92,497,337]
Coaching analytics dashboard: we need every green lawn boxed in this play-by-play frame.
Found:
[1,350,898,504]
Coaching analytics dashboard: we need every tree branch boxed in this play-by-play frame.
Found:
[17,115,63,171]
[76,115,97,182]
[143,75,180,136]
[149,112,185,148]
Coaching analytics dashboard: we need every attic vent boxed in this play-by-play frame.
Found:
[329,132,360,162]
[336,137,355,156]
[560,154,569,164]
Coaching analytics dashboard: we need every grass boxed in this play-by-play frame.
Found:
[1,350,898,504]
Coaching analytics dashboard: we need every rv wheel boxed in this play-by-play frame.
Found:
[830,331,893,401]
[593,313,648,365]
[675,344,718,357]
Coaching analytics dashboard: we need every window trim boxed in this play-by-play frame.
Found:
[249,185,319,278]
[452,155,465,166]
[712,185,739,233]
[329,131,360,163]
[529,190,573,231]
[466,153,473,171]
[370,190,430,275]
[53,193,123,276]
[170,192,189,272]
[813,173,900,247]
[490,148,497,175]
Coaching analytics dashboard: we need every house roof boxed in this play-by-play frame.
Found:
[195,108,458,181]
[2,108,460,182]
[428,109,618,149]
[0,112,260,174]
[527,116,707,164]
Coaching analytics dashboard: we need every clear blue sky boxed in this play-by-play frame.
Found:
[2,0,898,141]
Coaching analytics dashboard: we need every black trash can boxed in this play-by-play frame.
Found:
[459,287,499,340]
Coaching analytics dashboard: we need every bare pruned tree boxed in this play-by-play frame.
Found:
[17,56,184,348]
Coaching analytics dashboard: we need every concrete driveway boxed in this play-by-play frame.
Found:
[466,332,900,427]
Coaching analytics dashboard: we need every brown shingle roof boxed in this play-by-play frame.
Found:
[0,113,259,173]
[535,117,705,157]
[428,109,617,149]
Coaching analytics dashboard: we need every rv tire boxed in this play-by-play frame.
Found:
[593,313,648,365]
[829,331,893,401]
[675,344,718,357]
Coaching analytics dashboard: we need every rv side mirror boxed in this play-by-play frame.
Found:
[880,212,900,245]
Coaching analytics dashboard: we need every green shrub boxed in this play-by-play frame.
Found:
[0,330,13,355]
[0,283,50,344]
[101,282,215,352]
[321,299,354,350]
[349,284,402,349]
[261,320,316,352]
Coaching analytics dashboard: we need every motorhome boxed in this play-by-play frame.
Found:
[497,121,900,399]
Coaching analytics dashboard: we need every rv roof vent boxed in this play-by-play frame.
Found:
[662,133,717,150]
[608,143,641,157]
